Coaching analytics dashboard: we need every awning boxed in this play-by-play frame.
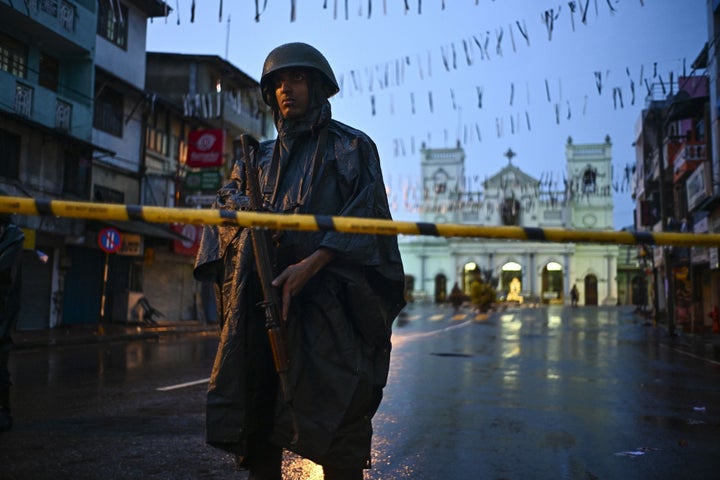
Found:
[104,220,191,242]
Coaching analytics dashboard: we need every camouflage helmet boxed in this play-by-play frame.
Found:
[260,42,339,106]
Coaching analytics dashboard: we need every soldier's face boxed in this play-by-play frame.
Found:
[273,69,310,119]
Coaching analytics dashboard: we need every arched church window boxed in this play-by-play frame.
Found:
[433,169,448,195]
[582,166,597,193]
[501,197,520,225]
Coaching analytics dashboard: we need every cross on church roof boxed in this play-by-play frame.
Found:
[504,148,516,164]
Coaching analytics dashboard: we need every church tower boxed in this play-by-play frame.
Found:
[565,135,618,305]
[419,141,465,224]
[566,135,614,230]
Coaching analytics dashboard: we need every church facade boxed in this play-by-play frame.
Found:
[398,137,619,306]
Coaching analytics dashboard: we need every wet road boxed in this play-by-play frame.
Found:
[2,305,719,479]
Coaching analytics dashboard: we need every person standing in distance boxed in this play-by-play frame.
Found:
[194,43,406,480]
[0,211,24,431]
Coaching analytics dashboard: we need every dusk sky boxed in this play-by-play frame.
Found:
[147,0,708,228]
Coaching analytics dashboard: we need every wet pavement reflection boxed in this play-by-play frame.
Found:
[2,305,719,479]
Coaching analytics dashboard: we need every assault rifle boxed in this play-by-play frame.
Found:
[238,134,299,444]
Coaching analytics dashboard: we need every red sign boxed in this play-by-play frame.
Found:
[186,129,225,168]
[172,224,202,256]
[98,227,122,253]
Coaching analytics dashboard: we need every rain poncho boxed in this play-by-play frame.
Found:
[194,101,405,469]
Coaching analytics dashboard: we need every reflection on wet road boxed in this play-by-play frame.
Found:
[4,305,719,479]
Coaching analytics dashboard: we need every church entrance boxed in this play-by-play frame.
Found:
[501,261,523,303]
[434,274,447,304]
[541,261,564,304]
[585,274,598,305]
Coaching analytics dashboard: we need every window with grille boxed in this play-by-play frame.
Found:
[0,32,28,78]
[97,1,128,50]
[14,83,33,117]
[56,100,72,131]
[40,0,58,16]
[59,1,75,31]
[94,85,123,137]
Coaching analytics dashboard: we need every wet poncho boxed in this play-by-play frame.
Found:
[194,101,406,469]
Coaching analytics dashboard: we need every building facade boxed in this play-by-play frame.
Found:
[632,21,719,333]
[399,139,619,306]
[0,1,272,330]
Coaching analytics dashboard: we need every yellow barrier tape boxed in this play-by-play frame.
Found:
[1,196,718,247]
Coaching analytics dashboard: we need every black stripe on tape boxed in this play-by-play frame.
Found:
[632,231,656,245]
[35,199,53,216]
[127,205,143,221]
[315,215,335,232]
[524,227,546,241]
[219,210,236,223]
[417,222,440,236]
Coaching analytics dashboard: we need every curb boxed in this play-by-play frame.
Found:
[12,323,218,350]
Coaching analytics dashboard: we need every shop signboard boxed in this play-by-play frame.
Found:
[186,129,225,168]
[185,168,224,191]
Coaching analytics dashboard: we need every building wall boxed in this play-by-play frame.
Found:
[94,4,148,90]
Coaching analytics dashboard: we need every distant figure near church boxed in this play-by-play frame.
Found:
[570,284,579,307]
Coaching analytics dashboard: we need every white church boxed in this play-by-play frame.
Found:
[398,136,619,306]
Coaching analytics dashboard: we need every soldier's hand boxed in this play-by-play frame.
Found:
[272,248,335,320]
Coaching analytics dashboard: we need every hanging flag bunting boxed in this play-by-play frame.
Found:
[545,79,551,102]
[441,45,451,71]
[516,20,530,46]
[579,0,590,24]
[495,28,504,57]
[463,39,473,66]
[542,8,560,41]
[509,23,517,52]
[568,1,577,31]
[594,71,603,95]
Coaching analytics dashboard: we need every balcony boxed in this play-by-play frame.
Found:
[0,0,96,54]
[663,136,684,172]
[673,141,707,183]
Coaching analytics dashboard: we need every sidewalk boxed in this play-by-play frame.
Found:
[11,320,219,350]
[630,309,720,363]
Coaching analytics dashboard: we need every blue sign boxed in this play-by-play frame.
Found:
[98,227,122,253]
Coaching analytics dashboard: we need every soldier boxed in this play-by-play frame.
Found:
[0,211,24,431]
[195,43,405,480]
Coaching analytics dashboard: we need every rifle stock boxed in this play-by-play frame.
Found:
[238,134,298,443]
